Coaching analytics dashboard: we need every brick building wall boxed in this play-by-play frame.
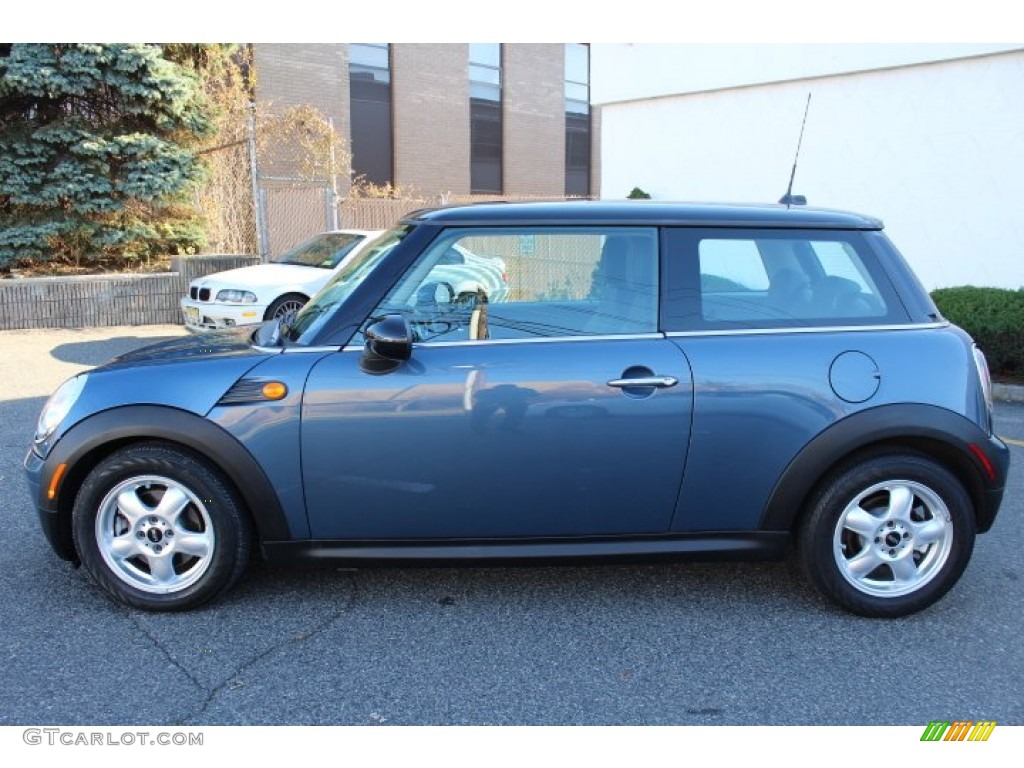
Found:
[254,43,350,150]
[502,44,566,196]
[254,42,593,199]
[251,43,596,254]
[254,44,352,255]
[391,45,471,195]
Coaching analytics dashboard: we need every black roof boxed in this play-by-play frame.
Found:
[404,201,883,230]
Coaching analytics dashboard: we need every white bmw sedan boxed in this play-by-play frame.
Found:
[181,229,382,331]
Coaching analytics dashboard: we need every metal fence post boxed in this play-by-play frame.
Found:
[247,104,268,260]
[257,187,270,260]
[328,117,340,231]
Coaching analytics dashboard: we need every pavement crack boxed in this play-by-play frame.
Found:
[121,606,209,699]
[184,571,361,725]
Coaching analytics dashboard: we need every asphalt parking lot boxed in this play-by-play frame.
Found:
[1,325,1021,726]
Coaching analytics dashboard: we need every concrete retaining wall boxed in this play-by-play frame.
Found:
[0,255,259,330]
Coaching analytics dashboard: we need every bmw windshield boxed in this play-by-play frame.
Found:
[271,232,366,269]
[278,225,412,345]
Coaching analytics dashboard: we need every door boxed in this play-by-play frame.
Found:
[301,225,693,540]
[302,338,692,539]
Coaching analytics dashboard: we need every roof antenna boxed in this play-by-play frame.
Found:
[779,93,812,207]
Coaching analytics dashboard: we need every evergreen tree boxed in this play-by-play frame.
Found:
[0,44,214,268]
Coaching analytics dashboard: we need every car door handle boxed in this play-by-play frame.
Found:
[607,375,679,389]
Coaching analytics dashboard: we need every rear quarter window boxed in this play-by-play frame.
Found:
[662,228,910,331]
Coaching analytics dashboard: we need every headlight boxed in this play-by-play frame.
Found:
[216,289,258,303]
[35,374,88,444]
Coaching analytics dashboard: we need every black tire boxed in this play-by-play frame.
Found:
[264,293,308,321]
[71,443,251,612]
[797,450,975,618]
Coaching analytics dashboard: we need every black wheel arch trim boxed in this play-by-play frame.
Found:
[760,403,1009,534]
[39,405,291,550]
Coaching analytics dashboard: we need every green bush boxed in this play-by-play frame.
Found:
[627,187,651,199]
[931,286,1024,378]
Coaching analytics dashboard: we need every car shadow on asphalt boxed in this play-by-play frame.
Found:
[50,336,183,367]
[239,556,823,618]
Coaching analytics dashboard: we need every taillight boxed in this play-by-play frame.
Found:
[972,345,994,433]
[967,443,997,482]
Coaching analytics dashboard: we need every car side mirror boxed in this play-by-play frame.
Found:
[362,314,412,374]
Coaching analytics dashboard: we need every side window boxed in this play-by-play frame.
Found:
[802,239,888,318]
[698,237,787,323]
[699,240,769,292]
[366,227,659,342]
[699,235,888,323]
[664,228,907,330]
[811,241,873,291]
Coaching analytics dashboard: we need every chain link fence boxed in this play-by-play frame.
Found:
[337,194,588,232]
[195,103,592,262]
[257,181,338,257]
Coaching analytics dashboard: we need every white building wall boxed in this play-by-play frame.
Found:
[598,50,1024,290]
[591,44,1022,104]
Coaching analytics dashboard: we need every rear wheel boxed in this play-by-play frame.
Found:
[264,293,308,321]
[798,451,975,618]
[72,443,251,611]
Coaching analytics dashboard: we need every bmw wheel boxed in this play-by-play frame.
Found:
[264,293,308,321]
[72,443,251,611]
[798,451,975,618]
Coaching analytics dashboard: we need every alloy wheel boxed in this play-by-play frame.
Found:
[833,480,953,598]
[94,475,216,595]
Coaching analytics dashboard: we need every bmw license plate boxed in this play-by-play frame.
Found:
[185,306,200,325]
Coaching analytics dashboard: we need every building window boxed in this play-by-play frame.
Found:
[565,43,591,197]
[469,43,502,194]
[349,43,393,186]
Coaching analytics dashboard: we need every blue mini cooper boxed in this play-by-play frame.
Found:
[25,202,1010,616]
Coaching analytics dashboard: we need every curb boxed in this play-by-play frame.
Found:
[993,383,1024,404]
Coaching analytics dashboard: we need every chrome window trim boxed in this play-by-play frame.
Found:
[420,333,664,348]
[341,333,663,352]
[339,323,946,354]
[249,344,341,354]
[337,325,945,352]
[664,322,948,338]
[283,345,343,354]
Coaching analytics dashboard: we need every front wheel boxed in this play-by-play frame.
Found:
[264,293,308,321]
[798,451,975,618]
[72,443,251,611]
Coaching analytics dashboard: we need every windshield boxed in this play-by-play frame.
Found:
[284,225,412,344]
[271,232,366,269]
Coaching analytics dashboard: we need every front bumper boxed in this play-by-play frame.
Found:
[181,298,266,331]
[24,446,77,561]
